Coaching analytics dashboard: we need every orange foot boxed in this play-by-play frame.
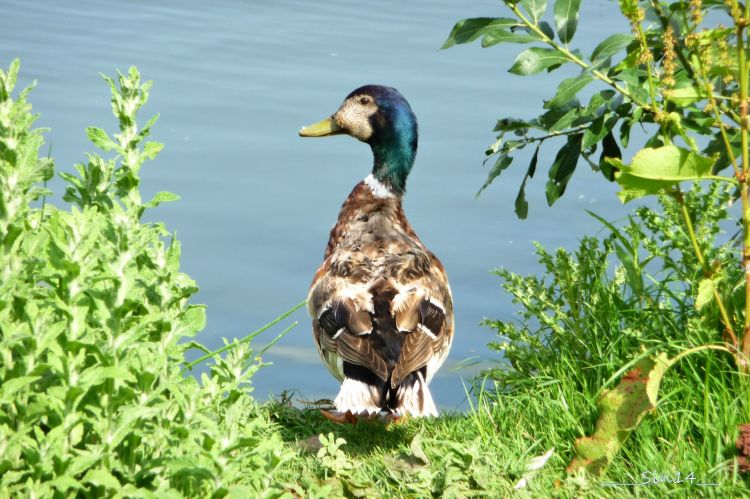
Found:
[320,409,359,424]
[382,412,409,425]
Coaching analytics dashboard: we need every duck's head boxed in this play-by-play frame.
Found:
[300,85,418,196]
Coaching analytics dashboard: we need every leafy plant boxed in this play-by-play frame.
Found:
[481,182,746,477]
[316,433,353,478]
[446,0,750,476]
[0,60,290,496]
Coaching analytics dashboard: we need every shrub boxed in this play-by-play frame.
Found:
[0,60,288,497]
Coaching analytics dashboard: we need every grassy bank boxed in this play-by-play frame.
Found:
[1,60,748,498]
[258,353,747,498]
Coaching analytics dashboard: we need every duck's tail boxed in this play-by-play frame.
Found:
[334,378,383,416]
[333,369,438,417]
[393,370,438,417]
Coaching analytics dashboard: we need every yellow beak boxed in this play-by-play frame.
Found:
[299,117,345,137]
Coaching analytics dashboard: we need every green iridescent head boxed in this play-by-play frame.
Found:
[300,85,418,195]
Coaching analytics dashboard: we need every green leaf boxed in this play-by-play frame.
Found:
[515,145,539,219]
[143,190,181,209]
[409,434,431,465]
[618,145,715,181]
[614,146,717,202]
[539,21,555,40]
[494,117,532,133]
[614,171,674,203]
[142,141,164,160]
[86,127,118,152]
[667,85,705,106]
[0,376,40,401]
[545,133,582,206]
[481,29,539,47]
[7,58,20,94]
[478,154,513,196]
[599,131,621,181]
[591,34,633,62]
[695,278,716,309]
[99,366,137,383]
[567,354,670,476]
[442,18,518,48]
[583,114,618,150]
[179,304,207,336]
[554,0,582,44]
[83,469,121,489]
[521,0,548,22]
[545,73,594,109]
[509,48,569,75]
[538,100,580,130]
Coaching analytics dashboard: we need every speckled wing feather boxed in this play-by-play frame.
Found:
[336,332,389,382]
[390,328,432,388]
[309,181,454,391]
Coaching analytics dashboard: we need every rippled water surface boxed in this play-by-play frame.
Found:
[3,0,632,409]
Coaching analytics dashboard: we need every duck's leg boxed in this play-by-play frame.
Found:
[320,409,359,424]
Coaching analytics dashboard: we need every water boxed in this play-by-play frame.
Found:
[2,0,632,409]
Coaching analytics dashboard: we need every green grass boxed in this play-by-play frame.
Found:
[255,354,747,498]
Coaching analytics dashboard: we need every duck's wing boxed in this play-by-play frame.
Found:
[309,261,453,389]
[309,279,391,382]
[390,273,453,388]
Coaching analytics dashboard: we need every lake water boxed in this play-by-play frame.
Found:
[3,1,633,410]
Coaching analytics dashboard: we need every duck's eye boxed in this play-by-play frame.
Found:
[359,97,371,105]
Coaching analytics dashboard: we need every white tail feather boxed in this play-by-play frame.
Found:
[334,378,381,415]
[396,372,438,417]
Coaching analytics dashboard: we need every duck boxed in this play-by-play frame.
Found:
[299,85,454,420]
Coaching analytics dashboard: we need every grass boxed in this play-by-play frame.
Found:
[255,354,747,497]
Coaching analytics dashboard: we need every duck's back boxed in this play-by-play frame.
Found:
[308,179,453,414]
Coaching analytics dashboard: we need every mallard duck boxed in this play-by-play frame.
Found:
[299,85,454,419]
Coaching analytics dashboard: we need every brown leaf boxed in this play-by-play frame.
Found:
[567,353,669,476]
[736,423,750,473]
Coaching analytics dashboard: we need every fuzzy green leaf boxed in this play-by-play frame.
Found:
[143,190,181,209]
[695,278,717,309]
[6,58,20,94]
[554,0,582,44]
[142,141,164,160]
[509,48,569,75]
[0,375,40,401]
[83,469,121,489]
[179,304,207,337]
[86,127,118,152]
